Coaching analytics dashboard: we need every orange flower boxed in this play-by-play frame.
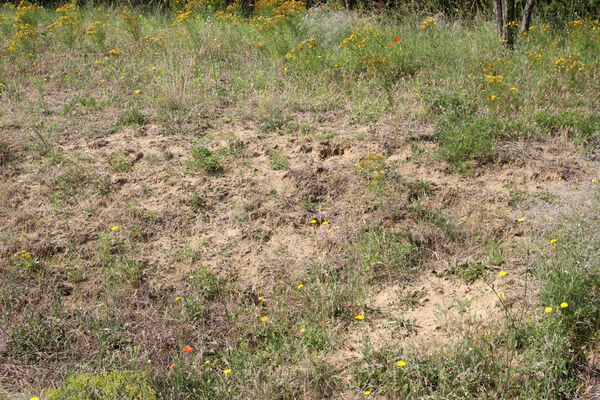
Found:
[170,363,176,369]
[182,345,192,353]
[394,37,400,42]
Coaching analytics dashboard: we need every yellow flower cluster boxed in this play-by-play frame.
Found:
[3,23,38,53]
[555,53,585,73]
[172,0,229,25]
[14,1,43,25]
[272,0,306,16]
[47,2,81,30]
[85,20,107,45]
[109,48,120,57]
[173,10,194,25]
[484,74,503,84]
[215,11,242,22]
[565,18,600,35]
[526,50,543,62]
[12,250,35,270]
[255,0,280,12]
[85,20,102,35]
[249,14,288,31]
[339,24,382,50]
[359,54,389,73]
[13,250,31,259]
[143,34,165,45]
[421,16,436,30]
[1,1,43,54]
[121,9,141,39]
[285,38,318,60]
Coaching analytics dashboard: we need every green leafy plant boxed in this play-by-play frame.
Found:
[47,371,156,400]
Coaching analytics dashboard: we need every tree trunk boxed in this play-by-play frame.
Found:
[502,0,515,47]
[520,0,535,34]
[493,0,504,41]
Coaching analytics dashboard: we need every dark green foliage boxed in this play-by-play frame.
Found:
[118,106,146,126]
[536,109,600,142]
[61,96,99,116]
[259,110,290,133]
[451,261,486,283]
[188,145,223,174]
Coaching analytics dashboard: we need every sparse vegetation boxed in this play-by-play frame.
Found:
[268,151,289,170]
[1,1,599,398]
[188,145,223,174]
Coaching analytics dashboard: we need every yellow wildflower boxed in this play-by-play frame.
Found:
[560,302,568,308]
[261,316,268,322]
[545,307,552,313]
[421,16,437,30]
[354,315,364,320]
[297,284,304,289]
[497,292,505,298]
[396,360,406,367]
[550,239,557,244]
[499,271,507,277]
[111,226,119,231]
[300,328,305,333]
[224,369,232,374]
[364,391,371,396]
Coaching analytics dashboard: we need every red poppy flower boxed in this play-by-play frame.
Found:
[394,37,400,42]
[170,363,176,369]
[388,44,393,47]
[182,346,192,353]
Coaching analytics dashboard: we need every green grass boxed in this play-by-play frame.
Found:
[47,371,156,400]
[188,145,223,174]
[107,151,132,173]
[268,151,290,170]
